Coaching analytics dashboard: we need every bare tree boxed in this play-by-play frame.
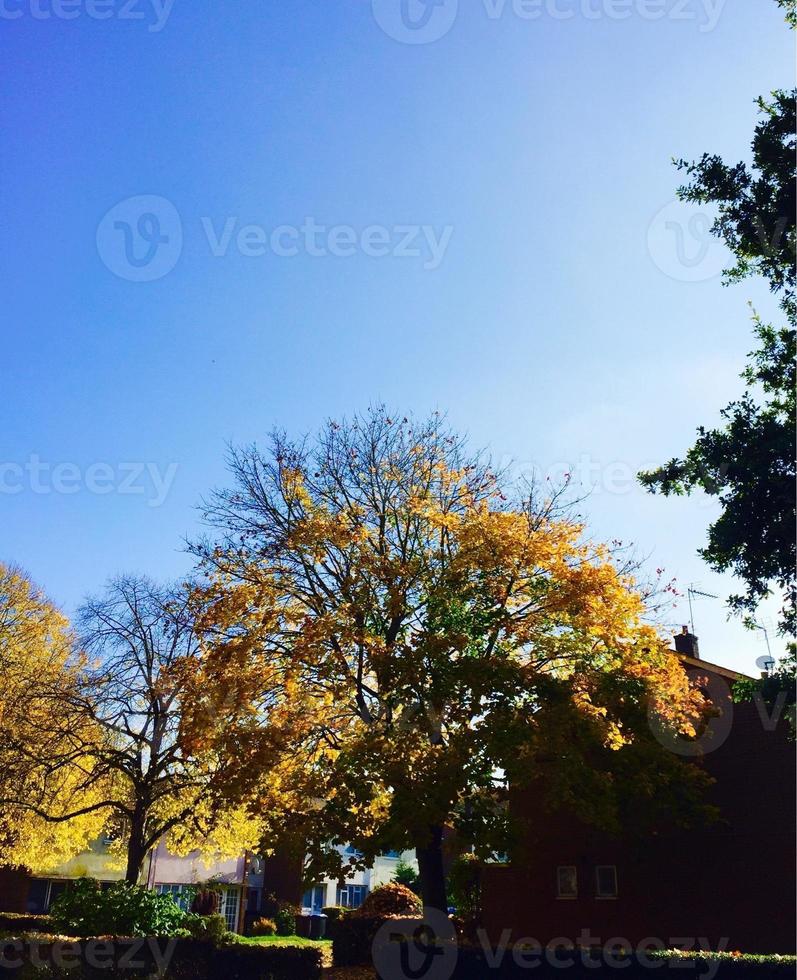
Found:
[3,575,223,884]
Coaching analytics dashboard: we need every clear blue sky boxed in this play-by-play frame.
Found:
[1,0,791,674]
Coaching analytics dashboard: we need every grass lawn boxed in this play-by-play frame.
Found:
[236,935,332,948]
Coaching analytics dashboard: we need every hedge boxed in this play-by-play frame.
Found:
[332,914,385,965]
[0,913,53,935]
[0,936,324,979]
[446,945,797,979]
[340,921,797,979]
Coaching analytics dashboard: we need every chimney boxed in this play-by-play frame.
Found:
[674,625,700,658]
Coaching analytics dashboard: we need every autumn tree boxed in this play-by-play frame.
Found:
[0,564,109,871]
[187,409,706,911]
[2,573,261,884]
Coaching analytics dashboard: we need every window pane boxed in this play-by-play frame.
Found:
[26,879,49,914]
[596,866,618,897]
[556,866,577,898]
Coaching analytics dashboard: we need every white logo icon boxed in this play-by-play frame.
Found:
[97,195,183,282]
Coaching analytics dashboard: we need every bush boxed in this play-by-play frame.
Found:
[447,853,481,923]
[189,886,220,916]
[274,902,300,936]
[183,913,232,946]
[353,883,422,919]
[49,878,187,938]
[0,912,53,935]
[321,906,347,922]
[392,857,420,894]
[251,917,277,936]
[332,914,386,966]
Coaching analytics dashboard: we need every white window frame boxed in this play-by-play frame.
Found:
[556,866,578,899]
[595,865,618,899]
[219,887,240,932]
[337,883,368,909]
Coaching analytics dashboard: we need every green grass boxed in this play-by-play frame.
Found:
[236,934,332,948]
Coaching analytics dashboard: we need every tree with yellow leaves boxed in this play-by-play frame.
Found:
[0,564,109,871]
[187,408,709,911]
[1,569,263,883]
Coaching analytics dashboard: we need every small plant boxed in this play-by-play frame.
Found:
[251,917,277,936]
[392,857,420,894]
[274,902,300,936]
[353,882,422,919]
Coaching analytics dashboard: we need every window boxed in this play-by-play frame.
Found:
[595,866,618,899]
[156,884,194,912]
[26,879,50,914]
[302,885,325,913]
[47,881,70,908]
[556,866,578,899]
[337,884,368,909]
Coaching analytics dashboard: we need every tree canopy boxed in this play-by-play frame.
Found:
[640,74,796,638]
[184,408,707,910]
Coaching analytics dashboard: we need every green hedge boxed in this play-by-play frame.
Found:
[0,913,53,935]
[0,936,324,979]
[332,913,384,966]
[447,944,797,979]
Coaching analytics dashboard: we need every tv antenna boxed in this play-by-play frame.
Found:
[752,620,774,666]
[687,586,718,635]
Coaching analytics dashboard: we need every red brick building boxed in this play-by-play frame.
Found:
[481,636,796,954]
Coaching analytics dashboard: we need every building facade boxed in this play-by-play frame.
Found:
[480,637,796,954]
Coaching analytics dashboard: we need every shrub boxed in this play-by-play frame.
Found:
[353,883,422,919]
[0,936,325,979]
[184,913,232,946]
[321,906,347,922]
[251,917,277,936]
[274,902,300,936]
[392,857,420,894]
[0,912,53,935]
[48,877,187,937]
[447,853,481,923]
[190,888,219,916]
[332,914,385,966]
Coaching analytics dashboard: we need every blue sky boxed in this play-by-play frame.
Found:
[1,0,791,673]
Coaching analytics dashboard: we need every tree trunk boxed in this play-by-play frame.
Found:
[125,815,148,885]
[415,824,447,913]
